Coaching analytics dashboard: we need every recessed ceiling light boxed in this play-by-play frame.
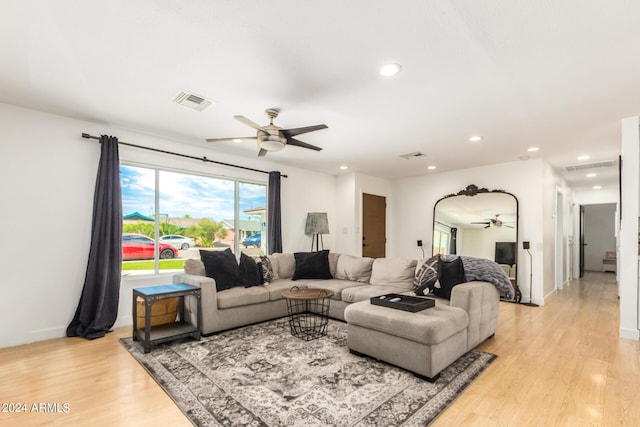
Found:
[578,155,590,161]
[527,147,540,152]
[593,185,602,190]
[520,156,530,161]
[586,173,597,177]
[427,165,437,170]
[339,165,348,170]
[379,63,402,77]
[232,138,243,143]
[469,135,483,142]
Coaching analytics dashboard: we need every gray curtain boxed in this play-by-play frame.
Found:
[67,135,122,339]
[267,171,282,254]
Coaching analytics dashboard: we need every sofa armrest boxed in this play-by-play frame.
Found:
[449,281,499,349]
[173,273,219,334]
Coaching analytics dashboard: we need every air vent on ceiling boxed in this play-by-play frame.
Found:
[400,151,426,160]
[563,160,616,173]
[171,90,215,112]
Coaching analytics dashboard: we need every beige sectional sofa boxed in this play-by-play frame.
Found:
[172,252,500,343]
[173,251,501,380]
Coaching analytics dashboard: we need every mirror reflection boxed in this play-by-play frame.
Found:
[433,185,519,291]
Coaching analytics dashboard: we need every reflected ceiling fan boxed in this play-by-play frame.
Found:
[471,214,515,229]
[206,108,327,157]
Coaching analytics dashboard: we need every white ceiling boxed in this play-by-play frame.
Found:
[2,1,638,191]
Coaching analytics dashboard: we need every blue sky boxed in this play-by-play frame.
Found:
[120,165,266,220]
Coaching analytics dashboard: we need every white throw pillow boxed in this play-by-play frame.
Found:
[335,254,374,283]
[369,258,418,289]
[276,253,296,279]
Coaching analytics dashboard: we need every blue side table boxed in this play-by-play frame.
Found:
[132,283,202,353]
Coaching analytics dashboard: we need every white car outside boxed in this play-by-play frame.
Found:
[159,235,195,250]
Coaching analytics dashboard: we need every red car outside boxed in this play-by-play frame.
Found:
[122,234,178,260]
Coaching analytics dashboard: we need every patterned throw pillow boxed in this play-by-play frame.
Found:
[413,255,439,296]
[259,255,274,283]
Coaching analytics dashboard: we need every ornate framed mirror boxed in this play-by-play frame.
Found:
[433,184,521,302]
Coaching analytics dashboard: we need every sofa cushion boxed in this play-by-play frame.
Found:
[239,252,264,287]
[217,286,270,309]
[275,253,296,279]
[293,250,332,280]
[200,248,242,291]
[433,256,466,300]
[307,279,366,300]
[184,258,205,277]
[264,279,309,301]
[369,258,417,289]
[328,252,341,277]
[259,255,274,283]
[335,254,374,283]
[414,255,439,296]
[344,300,469,345]
[341,285,410,303]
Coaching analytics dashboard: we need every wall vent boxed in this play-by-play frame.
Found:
[400,151,426,160]
[563,160,616,172]
[171,90,215,112]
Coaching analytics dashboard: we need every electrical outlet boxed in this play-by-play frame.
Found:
[417,240,423,247]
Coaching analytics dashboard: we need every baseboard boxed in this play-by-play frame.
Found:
[619,328,640,341]
[0,326,67,349]
[113,315,133,329]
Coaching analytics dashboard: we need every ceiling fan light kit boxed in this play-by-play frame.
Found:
[258,133,286,152]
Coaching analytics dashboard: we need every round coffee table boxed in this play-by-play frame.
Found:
[281,287,334,341]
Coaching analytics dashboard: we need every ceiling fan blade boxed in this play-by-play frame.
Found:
[206,136,257,142]
[471,221,490,225]
[281,124,328,138]
[234,115,263,131]
[286,137,322,151]
[258,148,268,157]
[280,125,328,138]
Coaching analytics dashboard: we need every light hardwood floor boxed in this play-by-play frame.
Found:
[1,272,637,426]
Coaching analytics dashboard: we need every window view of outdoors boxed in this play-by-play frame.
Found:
[432,229,450,256]
[121,164,267,276]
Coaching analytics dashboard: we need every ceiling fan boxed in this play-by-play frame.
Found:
[471,214,515,229]
[206,108,327,157]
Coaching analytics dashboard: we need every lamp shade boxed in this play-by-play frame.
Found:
[305,212,329,235]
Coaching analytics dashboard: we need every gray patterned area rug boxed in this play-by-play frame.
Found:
[120,318,496,426]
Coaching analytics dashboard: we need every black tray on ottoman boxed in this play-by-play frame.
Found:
[370,293,435,312]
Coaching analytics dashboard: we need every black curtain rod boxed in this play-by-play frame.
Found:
[81,133,287,178]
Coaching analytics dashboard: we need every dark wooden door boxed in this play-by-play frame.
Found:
[362,193,386,258]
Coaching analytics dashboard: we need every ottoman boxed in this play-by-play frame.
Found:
[344,299,469,381]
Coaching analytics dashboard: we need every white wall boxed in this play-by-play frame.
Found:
[461,227,516,261]
[542,163,574,297]
[391,159,546,304]
[333,173,357,255]
[619,116,640,340]
[0,103,338,348]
